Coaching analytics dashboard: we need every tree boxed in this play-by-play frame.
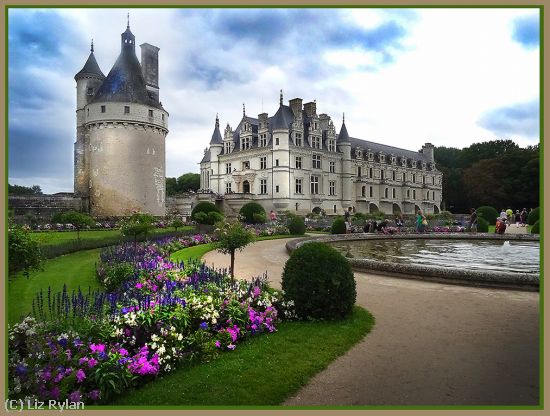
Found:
[214,220,255,280]
[177,173,200,192]
[165,177,178,196]
[170,217,184,232]
[57,210,95,242]
[120,212,155,248]
[8,184,42,195]
[8,226,44,278]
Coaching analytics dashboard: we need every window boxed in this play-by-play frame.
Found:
[369,186,373,197]
[224,142,231,153]
[334,205,337,214]
[381,170,384,180]
[260,179,267,194]
[225,163,232,174]
[87,108,89,116]
[312,136,321,149]
[275,159,279,167]
[148,109,153,117]
[392,188,396,198]
[86,87,94,96]
[243,161,250,170]
[312,154,321,169]
[275,137,280,145]
[392,157,396,165]
[329,181,336,196]
[361,186,366,197]
[384,188,389,198]
[433,191,436,200]
[101,105,106,113]
[260,157,267,170]
[392,171,396,181]
[295,179,303,194]
[295,157,302,169]
[275,185,279,193]
[314,122,318,130]
[357,166,362,177]
[413,189,416,199]
[423,175,426,184]
[412,161,417,168]
[407,189,410,198]
[402,172,406,181]
[432,176,435,185]
[368,152,373,161]
[295,133,302,146]
[259,134,267,147]
[380,155,385,163]
[226,182,232,193]
[162,114,165,121]
[328,140,335,152]
[412,174,416,183]
[310,175,319,194]
[329,161,335,173]
[124,106,130,114]
[241,137,251,150]
[402,158,407,167]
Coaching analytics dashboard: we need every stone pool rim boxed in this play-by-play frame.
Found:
[286,233,540,291]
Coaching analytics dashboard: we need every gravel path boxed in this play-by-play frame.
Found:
[202,237,539,406]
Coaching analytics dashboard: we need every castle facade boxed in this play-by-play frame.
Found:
[200,92,442,216]
[74,21,168,217]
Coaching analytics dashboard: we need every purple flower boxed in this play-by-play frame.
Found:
[199,322,208,330]
[119,348,128,356]
[64,368,73,376]
[88,358,98,368]
[15,364,27,375]
[68,391,82,403]
[227,344,236,350]
[53,373,64,383]
[215,341,221,348]
[88,390,101,401]
[73,338,83,348]
[78,357,88,365]
[76,369,86,383]
[136,283,143,289]
[90,343,106,353]
[50,387,60,400]
[98,352,108,360]
[41,369,52,381]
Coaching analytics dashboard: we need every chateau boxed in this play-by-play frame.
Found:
[73,20,169,217]
[200,92,443,216]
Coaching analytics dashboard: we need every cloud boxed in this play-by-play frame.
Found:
[511,13,539,49]
[478,100,539,137]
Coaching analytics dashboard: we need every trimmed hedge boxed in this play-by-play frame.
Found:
[239,202,266,224]
[477,217,489,232]
[282,242,356,319]
[476,206,498,225]
[191,202,222,221]
[528,207,540,226]
[331,216,346,234]
[288,216,306,235]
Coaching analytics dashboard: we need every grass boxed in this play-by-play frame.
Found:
[8,248,103,325]
[108,306,375,406]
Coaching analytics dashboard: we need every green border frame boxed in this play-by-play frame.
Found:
[4,4,544,411]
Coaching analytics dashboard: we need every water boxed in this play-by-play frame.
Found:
[330,239,540,274]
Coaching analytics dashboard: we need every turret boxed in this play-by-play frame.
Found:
[338,114,352,206]
[74,40,105,110]
[209,114,223,162]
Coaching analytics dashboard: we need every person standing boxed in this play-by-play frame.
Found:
[395,214,404,232]
[344,207,352,234]
[506,208,513,225]
[520,208,528,227]
[416,210,426,233]
[515,210,521,228]
[500,208,507,220]
[469,208,478,233]
[269,210,277,226]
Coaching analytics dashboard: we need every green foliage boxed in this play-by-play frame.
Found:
[476,206,498,224]
[352,212,366,221]
[8,226,44,278]
[191,202,222,220]
[528,207,540,225]
[436,210,454,223]
[99,262,135,292]
[531,220,539,234]
[166,173,201,196]
[365,210,385,220]
[207,211,224,225]
[170,218,185,231]
[214,221,255,278]
[239,202,266,224]
[476,217,489,232]
[282,242,356,320]
[58,210,95,241]
[120,212,155,242]
[252,212,267,224]
[288,216,306,235]
[8,183,42,195]
[331,216,346,234]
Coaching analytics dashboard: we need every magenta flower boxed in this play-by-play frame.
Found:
[227,344,236,350]
[90,343,106,353]
[78,357,88,365]
[119,348,128,356]
[215,340,221,348]
[76,369,86,383]
[88,358,98,368]
[68,391,82,403]
[136,282,143,289]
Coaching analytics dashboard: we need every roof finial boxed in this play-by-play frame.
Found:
[127,12,130,28]
[343,112,345,123]
[90,39,94,53]
[215,113,219,128]
[243,103,246,117]
[280,89,283,106]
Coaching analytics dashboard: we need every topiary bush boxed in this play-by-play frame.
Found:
[528,207,540,226]
[531,220,539,234]
[239,202,266,224]
[191,202,222,221]
[252,212,267,224]
[288,216,306,235]
[282,242,356,320]
[476,217,489,232]
[331,216,346,234]
[476,206,498,225]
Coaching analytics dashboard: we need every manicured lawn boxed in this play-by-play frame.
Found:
[8,248,103,325]
[108,306,375,406]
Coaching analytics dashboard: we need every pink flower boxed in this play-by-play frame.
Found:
[90,343,106,353]
[88,358,98,368]
[227,344,236,350]
[119,348,128,356]
[136,283,143,289]
[78,357,88,366]
[215,341,221,348]
[76,369,86,383]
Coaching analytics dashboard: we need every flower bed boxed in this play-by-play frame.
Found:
[9,238,291,404]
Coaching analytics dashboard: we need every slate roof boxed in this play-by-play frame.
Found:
[74,51,105,80]
[200,148,211,163]
[337,121,351,143]
[210,117,223,145]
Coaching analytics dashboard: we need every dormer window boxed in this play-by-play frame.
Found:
[368,152,373,161]
[243,161,250,170]
[124,106,130,114]
[422,162,427,170]
[380,154,386,163]
[311,136,321,149]
[224,142,231,153]
[355,149,362,159]
[328,140,335,152]
[241,136,251,150]
[259,133,267,147]
[402,158,407,167]
[391,156,396,165]
[101,105,106,113]
[412,161,417,168]
[295,133,303,146]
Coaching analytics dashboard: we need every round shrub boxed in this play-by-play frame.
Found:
[191,202,222,221]
[288,216,306,235]
[528,207,540,225]
[476,206,498,225]
[252,212,267,224]
[239,202,266,224]
[531,220,539,234]
[282,242,356,319]
[331,216,346,234]
[476,217,489,232]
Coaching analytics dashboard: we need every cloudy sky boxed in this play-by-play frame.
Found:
[8,7,540,194]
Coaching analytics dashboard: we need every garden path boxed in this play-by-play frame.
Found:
[203,237,539,406]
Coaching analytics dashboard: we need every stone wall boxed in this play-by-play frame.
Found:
[8,195,84,222]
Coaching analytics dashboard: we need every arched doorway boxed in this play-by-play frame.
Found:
[392,203,401,214]
[369,203,379,213]
[414,204,421,214]
[312,206,322,215]
[434,205,440,214]
[243,180,250,193]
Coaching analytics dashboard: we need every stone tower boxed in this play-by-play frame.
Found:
[74,21,169,217]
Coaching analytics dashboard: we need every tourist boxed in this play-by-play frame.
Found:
[416,210,426,233]
[520,208,528,227]
[506,208,513,225]
[515,210,521,228]
[344,207,352,234]
[495,217,507,235]
[500,208,507,219]
[469,208,478,233]
[395,214,404,232]
[269,210,277,225]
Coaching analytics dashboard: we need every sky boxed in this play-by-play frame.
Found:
[7,8,540,194]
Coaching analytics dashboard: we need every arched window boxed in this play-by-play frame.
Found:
[243,180,250,193]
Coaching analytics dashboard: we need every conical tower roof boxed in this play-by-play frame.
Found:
[74,41,105,80]
[210,115,223,145]
[337,115,351,143]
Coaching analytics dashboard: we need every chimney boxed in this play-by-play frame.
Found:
[140,43,160,102]
[304,101,317,118]
[288,98,302,119]
[421,142,435,162]
[258,112,268,129]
